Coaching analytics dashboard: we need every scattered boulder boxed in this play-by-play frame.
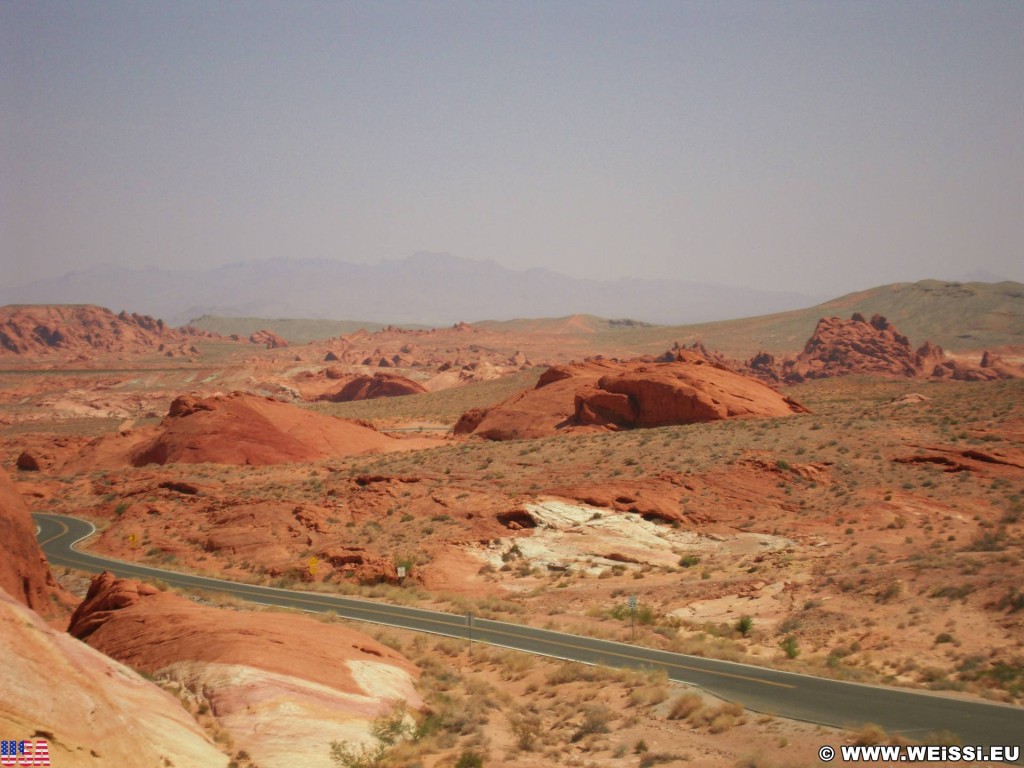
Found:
[249,329,288,349]
[15,450,41,471]
[325,364,348,379]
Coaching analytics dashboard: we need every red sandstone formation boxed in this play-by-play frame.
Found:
[0,471,69,614]
[781,314,1022,383]
[549,475,713,525]
[0,304,216,358]
[59,392,441,472]
[0,587,230,768]
[671,316,1023,385]
[129,392,403,466]
[319,372,428,402]
[68,572,421,767]
[249,329,289,348]
[457,354,808,440]
[68,573,416,689]
[786,313,928,380]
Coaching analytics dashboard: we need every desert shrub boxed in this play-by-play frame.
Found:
[627,685,668,708]
[852,723,888,746]
[330,741,385,768]
[571,704,613,742]
[966,528,1007,552]
[735,615,754,637]
[495,649,534,679]
[997,587,1024,612]
[667,693,703,720]
[876,581,902,603]
[610,602,657,625]
[930,584,975,601]
[779,635,800,659]
[371,702,413,746]
[640,753,680,767]
[1002,503,1022,524]
[509,712,541,751]
[454,750,484,768]
[710,712,740,733]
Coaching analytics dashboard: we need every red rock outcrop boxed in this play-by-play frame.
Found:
[249,329,289,348]
[0,304,216,358]
[319,372,428,402]
[0,587,230,768]
[69,572,421,767]
[459,354,808,440]
[325,364,348,379]
[725,315,1023,384]
[549,475,712,525]
[129,392,404,466]
[785,314,922,381]
[0,471,69,614]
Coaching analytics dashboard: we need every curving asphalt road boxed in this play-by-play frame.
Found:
[36,512,1023,755]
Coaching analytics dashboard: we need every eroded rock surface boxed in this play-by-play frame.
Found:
[459,355,808,440]
[0,587,229,768]
[0,471,69,614]
[69,572,421,768]
[319,372,428,402]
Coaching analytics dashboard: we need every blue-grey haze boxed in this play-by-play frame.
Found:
[2,1,1022,299]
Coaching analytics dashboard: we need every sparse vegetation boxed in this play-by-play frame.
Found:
[7,307,1024,768]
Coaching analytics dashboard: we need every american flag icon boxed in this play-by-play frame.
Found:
[0,740,50,766]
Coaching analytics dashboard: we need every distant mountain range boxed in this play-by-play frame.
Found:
[1,252,821,326]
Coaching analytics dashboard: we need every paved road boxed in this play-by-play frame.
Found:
[36,513,1023,755]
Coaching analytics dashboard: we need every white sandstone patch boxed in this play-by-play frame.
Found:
[472,499,794,576]
[160,660,420,768]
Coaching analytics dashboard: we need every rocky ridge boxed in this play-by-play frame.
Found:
[0,304,215,358]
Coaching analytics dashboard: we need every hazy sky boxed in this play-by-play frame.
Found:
[3,1,1022,295]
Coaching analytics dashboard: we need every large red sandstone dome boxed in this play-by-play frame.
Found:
[456,353,809,441]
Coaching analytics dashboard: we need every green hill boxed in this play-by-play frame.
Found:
[599,280,1024,359]
[185,281,1024,357]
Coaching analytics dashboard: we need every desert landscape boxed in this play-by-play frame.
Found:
[2,280,1023,767]
[5,4,1024,765]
